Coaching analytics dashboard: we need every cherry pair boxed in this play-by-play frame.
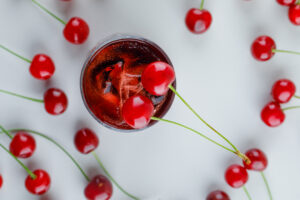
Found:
[251,35,300,61]
[0,88,68,115]
[276,0,300,25]
[32,0,89,44]
[185,0,212,34]
[0,45,55,80]
[261,79,300,127]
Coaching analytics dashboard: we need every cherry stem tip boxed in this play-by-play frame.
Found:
[0,44,31,63]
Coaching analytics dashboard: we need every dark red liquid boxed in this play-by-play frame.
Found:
[81,38,175,130]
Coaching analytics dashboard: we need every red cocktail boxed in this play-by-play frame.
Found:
[81,35,175,131]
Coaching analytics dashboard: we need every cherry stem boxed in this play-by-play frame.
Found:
[91,151,140,200]
[200,0,205,10]
[294,95,300,99]
[32,0,67,25]
[6,128,90,182]
[282,105,300,111]
[272,49,300,56]
[0,45,31,63]
[297,0,300,4]
[151,117,250,164]
[243,186,252,200]
[0,89,44,103]
[168,85,239,152]
[0,125,13,139]
[260,171,273,200]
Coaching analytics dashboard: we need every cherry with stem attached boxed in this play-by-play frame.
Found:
[0,88,68,115]
[32,0,89,44]
[185,0,212,34]
[0,45,55,80]
[251,35,300,61]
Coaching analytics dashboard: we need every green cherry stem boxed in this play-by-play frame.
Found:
[282,105,300,111]
[0,89,44,103]
[32,0,67,25]
[0,45,31,63]
[91,151,140,200]
[0,125,13,139]
[200,0,205,10]
[272,49,300,56]
[0,142,36,179]
[243,186,252,200]
[5,128,90,182]
[294,95,300,99]
[168,85,239,152]
[261,171,273,200]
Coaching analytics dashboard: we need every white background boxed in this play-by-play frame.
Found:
[0,0,300,199]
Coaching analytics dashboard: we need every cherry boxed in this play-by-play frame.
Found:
[74,128,99,154]
[84,175,113,200]
[30,54,55,80]
[289,4,300,25]
[206,190,230,200]
[277,0,296,6]
[44,88,68,115]
[142,61,175,96]
[122,95,154,129]
[0,175,3,189]
[272,79,296,103]
[10,132,36,158]
[225,164,248,188]
[25,169,51,195]
[32,0,89,44]
[261,101,285,127]
[243,148,268,171]
[185,8,212,34]
[251,36,276,61]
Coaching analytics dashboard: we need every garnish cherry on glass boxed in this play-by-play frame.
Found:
[206,190,230,200]
[25,169,51,195]
[74,128,99,154]
[225,164,248,188]
[243,148,268,171]
[84,175,113,200]
[0,45,55,80]
[261,101,285,127]
[185,0,212,34]
[32,0,89,44]
[10,132,36,158]
[271,79,296,104]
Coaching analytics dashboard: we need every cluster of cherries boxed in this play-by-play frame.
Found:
[206,148,271,200]
[261,79,300,127]
[276,0,300,25]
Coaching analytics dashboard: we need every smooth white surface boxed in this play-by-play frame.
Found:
[0,0,300,199]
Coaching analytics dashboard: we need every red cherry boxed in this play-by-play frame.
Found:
[63,17,90,44]
[261,101,285,127]
[277,0,296,6]
[243,148,268,171]
[0,175,3,189]
[141,61,175,96]
[43,88,68,115]
[225,164,248,188]
[289,4,300,25]
[122,95,154,129]
[272,79,296,103]
[74,128,99,154]
[25,169,51,195]
[251,36,276,61]
[9,132,36,158]
[84,175,113,200]
[206,190,230,200]
[29,54,55,80]
[185,8,212,34]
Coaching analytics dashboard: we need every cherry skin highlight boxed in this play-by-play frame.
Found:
[289,5,300,25]
[277,0,296,6]
[122,95,154,129]
[261,101,285,127]
[185,8,212,34]
[25,169,51,195]
[272,79,296,103]
[84,175,113,200]
[206,190,230,200]
[74,128,99,154]
[251,36,276,61]
[225,164,248,188]
[63,17,90,44]
[243,148,268,171]
[43,88,68,115]
[9,132,36,158]
[29,54,55,80]
[142,61,175,96]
